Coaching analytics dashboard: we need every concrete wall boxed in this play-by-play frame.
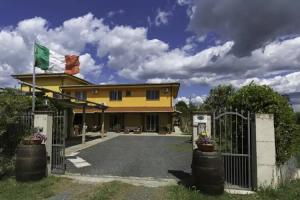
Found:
[276,156,299,184]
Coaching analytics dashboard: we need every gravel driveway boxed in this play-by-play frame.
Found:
[66,135,192,179]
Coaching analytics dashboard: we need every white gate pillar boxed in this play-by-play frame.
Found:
[192,112,212,150]
[254,114,277,188]
[34,112,53,175]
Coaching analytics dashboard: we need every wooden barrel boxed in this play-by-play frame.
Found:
[16,144,47,182]
[191,149,224,195]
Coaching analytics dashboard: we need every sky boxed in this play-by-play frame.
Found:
[1,0,300,107]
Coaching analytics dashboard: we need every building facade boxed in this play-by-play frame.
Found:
[13,73,180,133]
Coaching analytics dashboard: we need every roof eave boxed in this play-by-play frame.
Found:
[12,73,93,85]
[60,82,180,89]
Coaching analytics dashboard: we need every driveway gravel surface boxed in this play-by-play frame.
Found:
[66,135,192,179]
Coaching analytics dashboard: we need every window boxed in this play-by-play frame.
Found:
[75,91,87,101]
[125,90,132,97]
[110,90,122,101]
[146,90,160,100]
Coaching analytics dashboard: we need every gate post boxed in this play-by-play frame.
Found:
[34,112,53,175]
[192,112,212,150]
[254,114,277,188]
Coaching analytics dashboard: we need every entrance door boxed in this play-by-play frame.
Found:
[146,114,159,132]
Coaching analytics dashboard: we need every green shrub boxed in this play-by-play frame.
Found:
[231,84,298,164]
[0,89,31,176]
[202,83,299,165]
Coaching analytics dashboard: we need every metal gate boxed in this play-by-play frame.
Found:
[212,110,253,190]
[51,110,66,174]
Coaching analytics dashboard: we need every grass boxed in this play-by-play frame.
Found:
[1,176,300,200]
[0,176,62,200]
[0,176,98,200]
[166,180,300,200]
[88,181,131,200]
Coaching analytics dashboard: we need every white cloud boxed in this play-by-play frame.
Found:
[176,95,206,105]
[0,13,103,86]
[177,0,196,19]
[147,16,152,27]
[146,77,179,83]
[229,71,300,94]
[1,13,300,97]
[79,53,103,81]
[177,0,192,6]
[107,9,124,18]
[154,8,172,26]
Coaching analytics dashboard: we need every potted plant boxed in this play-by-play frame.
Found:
[196,132,215,152]
[22,127,47,145]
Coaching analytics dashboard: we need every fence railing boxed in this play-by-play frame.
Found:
[213,110,253,190]
[0,112,33,156]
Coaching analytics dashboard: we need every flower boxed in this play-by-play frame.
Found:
[201,131,208,136]
[32,132,47,142]
[196,135,213,145]
[32,127,47,142]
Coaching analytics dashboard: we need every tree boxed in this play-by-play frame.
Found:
[175,101,189,113]
[202,85,235,111]
[0,89,31,133]
[175,100,198,134]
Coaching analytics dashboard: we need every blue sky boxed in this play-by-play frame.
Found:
[1,0,300,105]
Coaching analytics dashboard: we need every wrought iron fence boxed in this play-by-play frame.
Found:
[213,110,253,190]
[0,112,33,156]
[51,110,66,174]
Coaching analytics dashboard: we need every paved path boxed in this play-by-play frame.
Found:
[66,135,192,179]
[65,133,119,156]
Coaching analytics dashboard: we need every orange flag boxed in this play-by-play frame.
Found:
[65,55,80,75]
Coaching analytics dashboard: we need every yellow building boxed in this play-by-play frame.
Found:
[13,73,180,133]
[12,73,91,97]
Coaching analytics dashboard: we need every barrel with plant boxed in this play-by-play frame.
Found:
[192,133,224,195]
[16,127,47,182]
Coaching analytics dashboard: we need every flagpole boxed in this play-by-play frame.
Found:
[32,42,36,114]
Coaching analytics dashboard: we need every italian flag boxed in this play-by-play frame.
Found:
[34,43,80,75]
